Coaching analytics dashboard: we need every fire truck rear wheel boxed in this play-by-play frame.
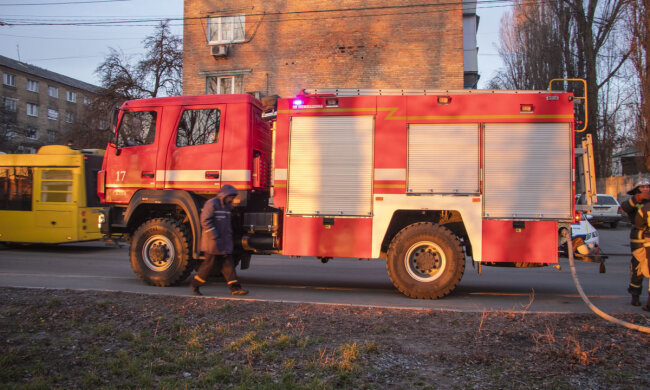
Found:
[387,222,465,299]
[130,218,193,287]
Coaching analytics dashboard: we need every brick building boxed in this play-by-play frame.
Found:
[183,0,479,98]
[1,55,101,154]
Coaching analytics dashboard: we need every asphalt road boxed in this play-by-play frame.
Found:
[0,223,644,314]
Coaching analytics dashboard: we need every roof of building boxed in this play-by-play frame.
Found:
[0,54,102,93]
[613,147,641,158]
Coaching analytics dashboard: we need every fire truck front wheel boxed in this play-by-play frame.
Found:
[387,222,465,299]
[130,218,193,286]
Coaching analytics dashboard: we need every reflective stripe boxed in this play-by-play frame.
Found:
[275,169,287,180]
[156,169,251,182]
[221,170,251,182]
[227,280,239,285]
[205,227,215,232]
[194,275,206,283]
[375,168,406,181]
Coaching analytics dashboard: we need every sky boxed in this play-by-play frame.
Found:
[0,0,509,90]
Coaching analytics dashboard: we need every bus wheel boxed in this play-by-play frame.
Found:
[130,218,193,286]
[387,222,465,299]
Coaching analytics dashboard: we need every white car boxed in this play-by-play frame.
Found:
[572,216,600,247]
[576,193,623,228]
[559,215,600,257]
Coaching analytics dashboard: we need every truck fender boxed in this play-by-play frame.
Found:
[125,189,204,258]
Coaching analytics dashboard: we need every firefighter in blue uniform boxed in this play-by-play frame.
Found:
[621,178,650,309]
[190,184,248,296]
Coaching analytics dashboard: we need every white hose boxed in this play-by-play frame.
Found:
[567,238,650,334]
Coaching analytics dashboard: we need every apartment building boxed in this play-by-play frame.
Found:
[1,55,101,153]
[183,0,479,98]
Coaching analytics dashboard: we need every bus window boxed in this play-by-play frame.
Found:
[0,167,33,211]
[41,169,73,203]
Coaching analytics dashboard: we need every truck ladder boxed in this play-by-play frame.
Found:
[576,134,597,210]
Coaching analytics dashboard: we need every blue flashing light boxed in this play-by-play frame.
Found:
[293,99,304,106]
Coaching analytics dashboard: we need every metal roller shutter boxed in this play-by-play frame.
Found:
[483,123,572,219]
[287,116,374,216]
[408,123,479,193]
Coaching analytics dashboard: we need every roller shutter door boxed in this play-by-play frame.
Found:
[287,116,374,216]
[408,123,479,193]
[483,123,572,219]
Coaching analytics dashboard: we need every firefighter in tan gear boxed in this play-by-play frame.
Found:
[190,184,248,296]
[621,178,650,309]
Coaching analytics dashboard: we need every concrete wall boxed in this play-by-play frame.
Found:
[597,173,647,202]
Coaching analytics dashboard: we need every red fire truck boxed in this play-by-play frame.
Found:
[97,87,590,298]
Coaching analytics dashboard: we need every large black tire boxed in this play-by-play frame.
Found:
[130,218,194,286]
[387,222,465,299]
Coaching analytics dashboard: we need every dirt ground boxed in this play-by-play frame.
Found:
[1,287,649,389]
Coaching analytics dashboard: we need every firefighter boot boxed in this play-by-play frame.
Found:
[230,283,248,296]
[629,286,641,306]
[643,292,650,312]
[190,277,204,296]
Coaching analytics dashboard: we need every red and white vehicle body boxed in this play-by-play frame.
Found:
[98,89,580,298]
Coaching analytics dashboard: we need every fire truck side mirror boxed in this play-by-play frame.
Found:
[107,132,120,155]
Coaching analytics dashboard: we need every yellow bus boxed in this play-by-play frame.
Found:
[0,145,105,244]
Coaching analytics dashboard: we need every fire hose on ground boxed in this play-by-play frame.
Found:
[567,238,650,334]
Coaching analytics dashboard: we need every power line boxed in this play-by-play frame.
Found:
[0,0,519,26]
[0,32,142,40]
[0,0,129,6]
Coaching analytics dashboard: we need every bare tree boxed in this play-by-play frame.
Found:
[58,93,122,150]
[628,0,649,170]
[95,21,182,99]
[0,103,20,153]
[62,21,182,149]
[490,0,632,177]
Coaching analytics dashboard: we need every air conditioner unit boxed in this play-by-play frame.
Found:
[211,45,229,57]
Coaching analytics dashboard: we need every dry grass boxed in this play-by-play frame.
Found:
[1,288,649,389]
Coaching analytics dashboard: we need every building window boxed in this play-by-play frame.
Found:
[3,124,16,138]
[65,111,74,123]
[26,103,38,117]
[176,108,221,147]
[3,73,16,87]
[66,90,76,103]
[26,126,39,140]
[84,96,92,105]
[207,75,244,94]
[207,15,245,44]
[27,79,39,92]
[3,97,18,112]
[47,130,58,142]
[48,86,58,98]
[99,119,108,130]
[48,108,58,121]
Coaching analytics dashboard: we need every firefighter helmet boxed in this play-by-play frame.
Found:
[627,177,650,195]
